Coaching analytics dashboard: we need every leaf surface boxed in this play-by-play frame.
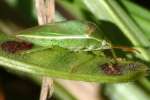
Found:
[0,33,148,83]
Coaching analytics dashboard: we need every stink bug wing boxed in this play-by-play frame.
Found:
[16,20,105,39]
[16,21,97,35]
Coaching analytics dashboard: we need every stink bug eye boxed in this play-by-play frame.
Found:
[1,40,33,53]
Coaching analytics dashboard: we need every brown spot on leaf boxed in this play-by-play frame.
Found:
[1,41,33,53]
[100,63,122,75]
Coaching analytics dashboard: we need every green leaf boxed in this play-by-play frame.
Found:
[104,83,150,100]
[121,0,150,38]
[0,33,148,83]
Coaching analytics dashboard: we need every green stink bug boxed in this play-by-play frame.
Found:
[15,20,111,51]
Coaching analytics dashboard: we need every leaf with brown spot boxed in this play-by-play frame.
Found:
[0,33,148,83]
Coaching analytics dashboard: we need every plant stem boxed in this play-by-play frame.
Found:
[35,0,55,100]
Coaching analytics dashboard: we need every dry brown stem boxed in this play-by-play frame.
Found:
[35,0,55,100]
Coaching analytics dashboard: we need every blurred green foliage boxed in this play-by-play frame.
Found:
[0,0,150,100]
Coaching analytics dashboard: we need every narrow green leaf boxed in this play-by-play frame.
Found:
[120,0,150,38]
[121,0,150,21]
[104,83,150,100]
[0,33,148,83]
